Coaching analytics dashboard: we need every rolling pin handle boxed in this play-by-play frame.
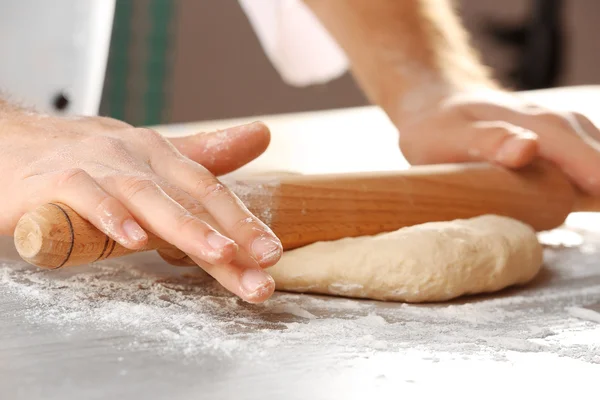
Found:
[13,203,189,269]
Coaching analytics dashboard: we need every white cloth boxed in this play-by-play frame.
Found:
[238,0,348,87]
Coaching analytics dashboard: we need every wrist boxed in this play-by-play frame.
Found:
[382,75,502,129]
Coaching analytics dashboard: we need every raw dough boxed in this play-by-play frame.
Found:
[267,215,543,302]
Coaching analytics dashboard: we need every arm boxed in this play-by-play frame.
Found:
[305,0,600,195]
[303,0,496,126]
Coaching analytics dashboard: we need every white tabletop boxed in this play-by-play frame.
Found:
[1,86,600,399]
[155,85,600,175]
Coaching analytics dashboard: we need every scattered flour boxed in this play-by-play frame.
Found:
[1,223,599,364]
[328,283,364,296]
[1,248,599,365]
[538,229,584,248]
[567,306,600,324]
[226,179,280,226]
[269,303,317,320]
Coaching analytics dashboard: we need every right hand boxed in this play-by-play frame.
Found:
[0,111,281,303]
[395,90,600,195]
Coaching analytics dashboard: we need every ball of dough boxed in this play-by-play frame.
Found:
[267,215,543,302]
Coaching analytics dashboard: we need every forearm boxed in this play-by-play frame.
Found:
[303,0,498,125]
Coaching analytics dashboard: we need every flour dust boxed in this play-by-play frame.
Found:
[2,232,600,365]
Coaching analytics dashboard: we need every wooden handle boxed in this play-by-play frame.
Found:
[13,203,192,269]
[14,161,599,269]
[573,194,600,212]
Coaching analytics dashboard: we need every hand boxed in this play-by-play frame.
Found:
[396,90,600,195]
[0,112,281,303]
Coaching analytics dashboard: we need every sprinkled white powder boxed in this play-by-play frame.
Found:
[328,282,364,295]
[270,303,317,319]
[538,229,584,248]
[1,222,599,367]
[1,236,599,366]
[567,305,600,324]
[227,178,280,226]
[194,129,236,165]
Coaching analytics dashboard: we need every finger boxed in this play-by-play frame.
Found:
[190,250,276,304]
[402,121,538,168]
[151,156,283,268]
[567,112,600,150]
[480,122,539,168]
[515,112,600,195]
[154,187,274,302]
[157,248,196,267]
[103,175,239,264]
[168,121,271,175]
[26,169,148,250]
[155,184,222,267]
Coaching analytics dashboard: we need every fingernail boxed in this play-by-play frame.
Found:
[206,231,235,251]
[241,268,275,299]
[247,121,266,133]
[122,219,147,243]
[252,235,282,264]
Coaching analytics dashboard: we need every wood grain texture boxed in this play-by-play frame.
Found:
[13,161,600,269]
[13,203,190,269]
[231,161,581,249]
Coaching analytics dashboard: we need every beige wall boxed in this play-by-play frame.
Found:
[167,0,600,124]
[168,0,365,123]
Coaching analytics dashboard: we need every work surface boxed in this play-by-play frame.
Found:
[2,86,600,399]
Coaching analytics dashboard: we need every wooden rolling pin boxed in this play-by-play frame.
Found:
[14,161,599,269]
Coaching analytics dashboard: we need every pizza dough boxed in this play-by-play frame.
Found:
[267,215,543,302]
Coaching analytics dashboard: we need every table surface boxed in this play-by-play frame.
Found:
[2,86,600,399]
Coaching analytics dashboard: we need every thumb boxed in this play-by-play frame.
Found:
[168,121,271,176]
[401,121,539,169]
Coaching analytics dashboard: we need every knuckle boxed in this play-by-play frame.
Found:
[399,136,427,165]
[193,177,228,201]
[231,215,261,233]
[93,196,123,217]
[95,173,120,189]
[103,137,128,153]
[490,121,514,133]
[133,127,166,145]
[82,135,127,153]
[174,212,202,232]
[56,168,89,187]
[473,121,513,136]
[453,102,488,120]
[119,176,159,199]
[181,201,208,218]
[539,112,570,129]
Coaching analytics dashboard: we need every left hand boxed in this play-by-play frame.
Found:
[1,111,277,303]
[395,90,600,195]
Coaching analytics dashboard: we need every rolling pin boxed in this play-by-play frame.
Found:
[14,161,599,269]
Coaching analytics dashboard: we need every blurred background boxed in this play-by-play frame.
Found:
[99,0,599,126]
